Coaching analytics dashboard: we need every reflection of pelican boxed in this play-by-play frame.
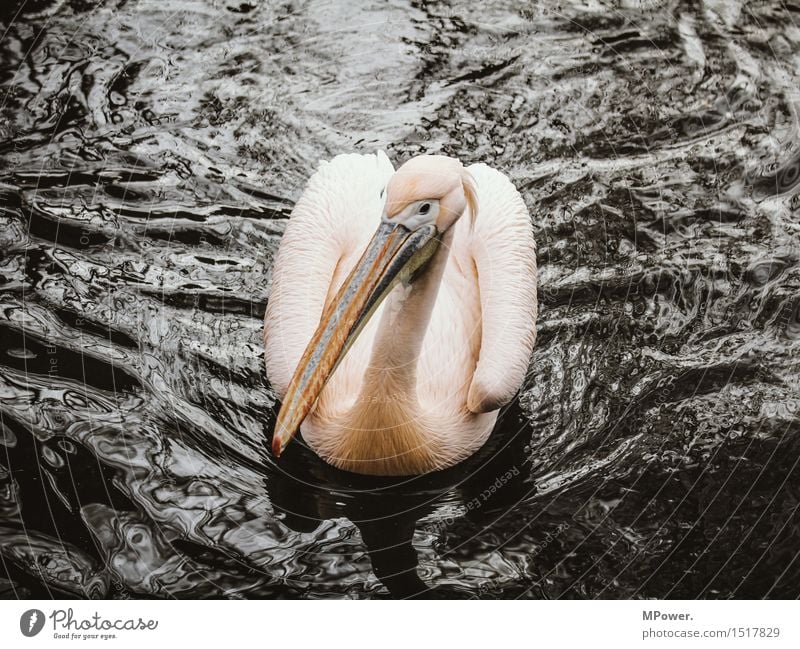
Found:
[264,153,537,476]
[264,400,532,598]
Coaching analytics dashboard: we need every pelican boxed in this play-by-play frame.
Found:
[264,152,537,476]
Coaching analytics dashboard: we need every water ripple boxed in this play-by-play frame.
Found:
[1,0,799,598]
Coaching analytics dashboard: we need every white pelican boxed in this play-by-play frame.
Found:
[264,152,537,476]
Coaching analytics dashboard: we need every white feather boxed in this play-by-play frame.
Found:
[264,152,537,475]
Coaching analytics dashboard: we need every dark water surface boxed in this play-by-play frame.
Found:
[1,0,799,599]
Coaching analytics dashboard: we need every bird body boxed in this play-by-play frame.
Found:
[264,152,537,475]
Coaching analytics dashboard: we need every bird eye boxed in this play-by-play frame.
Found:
[419,202,431,215]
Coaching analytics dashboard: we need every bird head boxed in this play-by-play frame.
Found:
[383,154,477,232]
[271,154,477,457]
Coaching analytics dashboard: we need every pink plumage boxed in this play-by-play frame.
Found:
[264,152,537,475]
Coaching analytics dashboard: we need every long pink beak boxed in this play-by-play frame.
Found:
[271,221,439,457]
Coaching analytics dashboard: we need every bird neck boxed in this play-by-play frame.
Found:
[359,227,453,400]
[329,229,453,475]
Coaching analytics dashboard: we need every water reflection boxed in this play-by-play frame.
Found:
[0,0,799,599]
[267,403,532,598]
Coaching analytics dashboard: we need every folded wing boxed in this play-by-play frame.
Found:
[264,152,395,398]
[466,163,538,413]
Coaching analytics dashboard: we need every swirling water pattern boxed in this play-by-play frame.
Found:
[0,0,799,598]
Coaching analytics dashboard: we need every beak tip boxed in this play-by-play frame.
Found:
[272,418,295,457]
